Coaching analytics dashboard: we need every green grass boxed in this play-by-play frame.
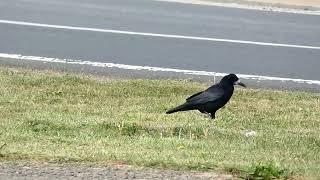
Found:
[0,67,320,178]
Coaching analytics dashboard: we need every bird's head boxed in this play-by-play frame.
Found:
[220,74,246,87]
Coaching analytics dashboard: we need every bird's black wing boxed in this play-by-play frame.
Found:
[186,86,224,104]
[186,91,203,101]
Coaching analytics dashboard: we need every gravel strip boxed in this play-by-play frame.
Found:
[156,0,320,15]
[0,162,233,180]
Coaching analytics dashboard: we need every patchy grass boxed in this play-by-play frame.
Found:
[0,67,319,178]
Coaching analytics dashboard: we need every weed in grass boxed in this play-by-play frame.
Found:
[245,161,291,180]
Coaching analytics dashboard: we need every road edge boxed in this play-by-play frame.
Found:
[155,0,320,15]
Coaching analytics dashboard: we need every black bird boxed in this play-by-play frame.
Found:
[166,74,246,119]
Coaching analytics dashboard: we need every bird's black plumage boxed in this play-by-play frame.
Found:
[166,74,246,119]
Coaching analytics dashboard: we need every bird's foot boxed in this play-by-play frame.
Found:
[201,112,215,120]
[201,112,211,119]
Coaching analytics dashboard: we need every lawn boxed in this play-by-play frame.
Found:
[0,67,319,178]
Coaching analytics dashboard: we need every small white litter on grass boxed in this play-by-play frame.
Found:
[245,131,257,137]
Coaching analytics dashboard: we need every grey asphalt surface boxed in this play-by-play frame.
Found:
[0,162,232,180]
[0,0,320,84]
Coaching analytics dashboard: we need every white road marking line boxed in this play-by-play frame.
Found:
[1,52,320,86]
[0,19,320,50]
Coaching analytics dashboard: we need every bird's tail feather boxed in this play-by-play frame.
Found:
[166,103,193,114]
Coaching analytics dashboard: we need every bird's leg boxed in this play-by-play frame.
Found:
[206,113,216,130]
[209,113,216,120]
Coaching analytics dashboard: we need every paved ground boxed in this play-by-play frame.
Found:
[0,162,233,180]
[0,0,320,90]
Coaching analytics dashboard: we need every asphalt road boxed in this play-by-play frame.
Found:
[0,0,319,87]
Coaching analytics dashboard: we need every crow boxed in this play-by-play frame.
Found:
[166,74,246,119]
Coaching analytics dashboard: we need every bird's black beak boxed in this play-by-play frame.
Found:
[235,81,246,87]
